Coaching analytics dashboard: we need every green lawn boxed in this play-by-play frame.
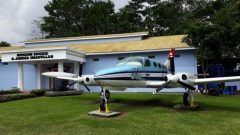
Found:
[0,93,240,135]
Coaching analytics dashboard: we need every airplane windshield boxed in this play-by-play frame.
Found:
[116,57,143,67]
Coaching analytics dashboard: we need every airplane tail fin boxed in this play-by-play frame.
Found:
[164,48,176,75]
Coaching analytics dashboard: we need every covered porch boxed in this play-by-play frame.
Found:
[1,47,85,91]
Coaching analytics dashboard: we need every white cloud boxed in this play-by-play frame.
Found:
[0,0,49,45]
[0,0,129,46]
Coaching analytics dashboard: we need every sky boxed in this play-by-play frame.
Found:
[0,0,129,46]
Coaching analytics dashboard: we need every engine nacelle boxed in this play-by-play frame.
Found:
[165,73,196,85]
[81,75,98,86]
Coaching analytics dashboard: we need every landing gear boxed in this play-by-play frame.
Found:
[183,92,190,106]
[99,87,110,112]
[105,90,110,101]
[88,87,121,117]
[183,89,196,107]
[175,89,199,110]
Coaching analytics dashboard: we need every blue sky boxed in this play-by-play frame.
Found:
[0,0,129,45]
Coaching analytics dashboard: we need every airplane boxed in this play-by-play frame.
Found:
[42,48,240,112]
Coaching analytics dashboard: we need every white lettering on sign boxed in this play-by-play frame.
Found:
[11,52,54,60]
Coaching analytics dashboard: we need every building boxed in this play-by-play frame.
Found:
[0,32,197,92]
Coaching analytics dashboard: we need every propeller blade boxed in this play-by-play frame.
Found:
[169,48,176,75]
[79,63,83,77]
[177,80,196,90]
[67,81,76,88]
[82,84,91,92]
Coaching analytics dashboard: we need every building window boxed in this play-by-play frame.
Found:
[118,57,125,60]
[93,58,99,61]
[148,55,155,59]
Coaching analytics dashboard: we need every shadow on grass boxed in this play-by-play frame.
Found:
[68,93,240,113]
[197,102,240,113]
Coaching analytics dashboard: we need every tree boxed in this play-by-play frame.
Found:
[213,0,240,57]
[113,0,145,33]
[84,0,115,35]
[41,0,116,38]
[0,41,11,47]
[183,21,221,79]
[31,19,46,39]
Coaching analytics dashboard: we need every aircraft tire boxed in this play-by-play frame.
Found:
[183,92,190,106]
[105,90,110,101]
[99,98,106,112]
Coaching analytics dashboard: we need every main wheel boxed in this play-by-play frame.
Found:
[105,90,110,101]
[99,98,106,112]
[183,92,190,106]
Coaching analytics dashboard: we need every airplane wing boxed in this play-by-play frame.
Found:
[42,72,77,78]
[146,81,168,87]
[193,76,240,84]
[42,72,84,82]
[57,76,83,82]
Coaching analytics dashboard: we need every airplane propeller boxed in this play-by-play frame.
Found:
[166,48,196,91]
[66,63,91,92]
[169,48,176,75]
[177,80,196,91]
[79,63,91,92]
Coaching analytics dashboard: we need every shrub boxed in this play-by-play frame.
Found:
[30,89,46,96]
[0,89,21,95]
[0,93,36,103]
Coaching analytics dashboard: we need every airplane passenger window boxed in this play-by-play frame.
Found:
[144,59,150,67]
[153,62,157,67]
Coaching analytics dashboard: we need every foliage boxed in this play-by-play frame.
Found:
[30,89,46,96]
[34,0,240,66]
[31,19,46,39]
[0,93,35,103]
[213,0,240,57]
[0,89,21,95]
[114,0,145,33]
[0,93,240,134]
[41,0,116,38]
[0,41,11,47]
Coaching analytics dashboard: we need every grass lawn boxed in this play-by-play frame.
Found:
[0,93,240,135]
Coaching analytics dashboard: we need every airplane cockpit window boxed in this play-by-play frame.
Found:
[144,59,151,67]
[116,57,143,67]
[158,63,161,69]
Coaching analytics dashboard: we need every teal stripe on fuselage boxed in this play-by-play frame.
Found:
[95,65,168,77]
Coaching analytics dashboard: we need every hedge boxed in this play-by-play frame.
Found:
[30,89,46,96]
[0,89,21,95]
[0,93,36,103]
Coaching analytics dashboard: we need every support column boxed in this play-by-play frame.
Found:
[58,61,64,72]
[18,63,24,91]
[37,64,42,89]
[74,62,80,90]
